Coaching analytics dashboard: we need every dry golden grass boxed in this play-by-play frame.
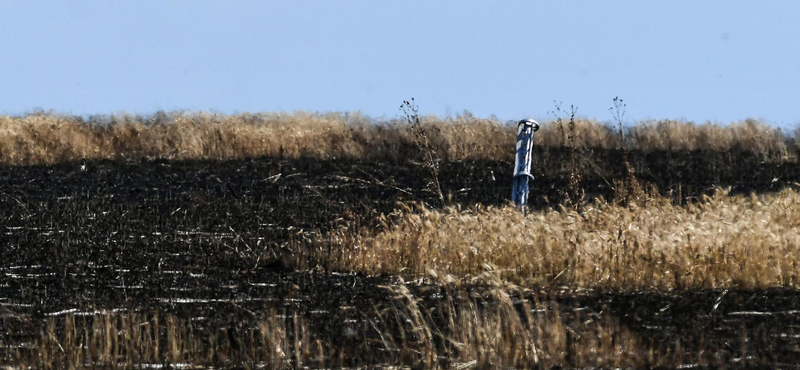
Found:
[377,278,680,369]
[15,310,320,369]
[313,187,800,291]
[0,112,794,165]
[628,119,791,157]
[16,283,702,369]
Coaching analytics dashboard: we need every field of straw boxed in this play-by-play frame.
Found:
[0,112,796,165]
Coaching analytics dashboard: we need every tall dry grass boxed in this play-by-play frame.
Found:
[628,119,792,159]
[15,282,705,369]
[0,112,794,165]
[373,278,691,369]
[312,187,800,291]
[12,310,321,369]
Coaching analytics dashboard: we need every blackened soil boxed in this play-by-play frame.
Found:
[1,151,800,366]
[557,288,800,366]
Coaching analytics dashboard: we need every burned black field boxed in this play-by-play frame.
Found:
[2,148,800,368]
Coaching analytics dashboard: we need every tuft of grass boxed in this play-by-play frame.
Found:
[314,187,800,291]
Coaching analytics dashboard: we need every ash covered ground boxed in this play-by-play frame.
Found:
[2,149,800,367]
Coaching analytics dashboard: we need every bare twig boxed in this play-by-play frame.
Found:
[401,98,445,205]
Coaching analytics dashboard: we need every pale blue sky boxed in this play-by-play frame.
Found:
[1,1,799,127]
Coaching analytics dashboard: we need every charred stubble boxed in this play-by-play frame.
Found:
[1,146,800,367]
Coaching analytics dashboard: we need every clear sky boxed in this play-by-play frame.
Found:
[1,1,799,127]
